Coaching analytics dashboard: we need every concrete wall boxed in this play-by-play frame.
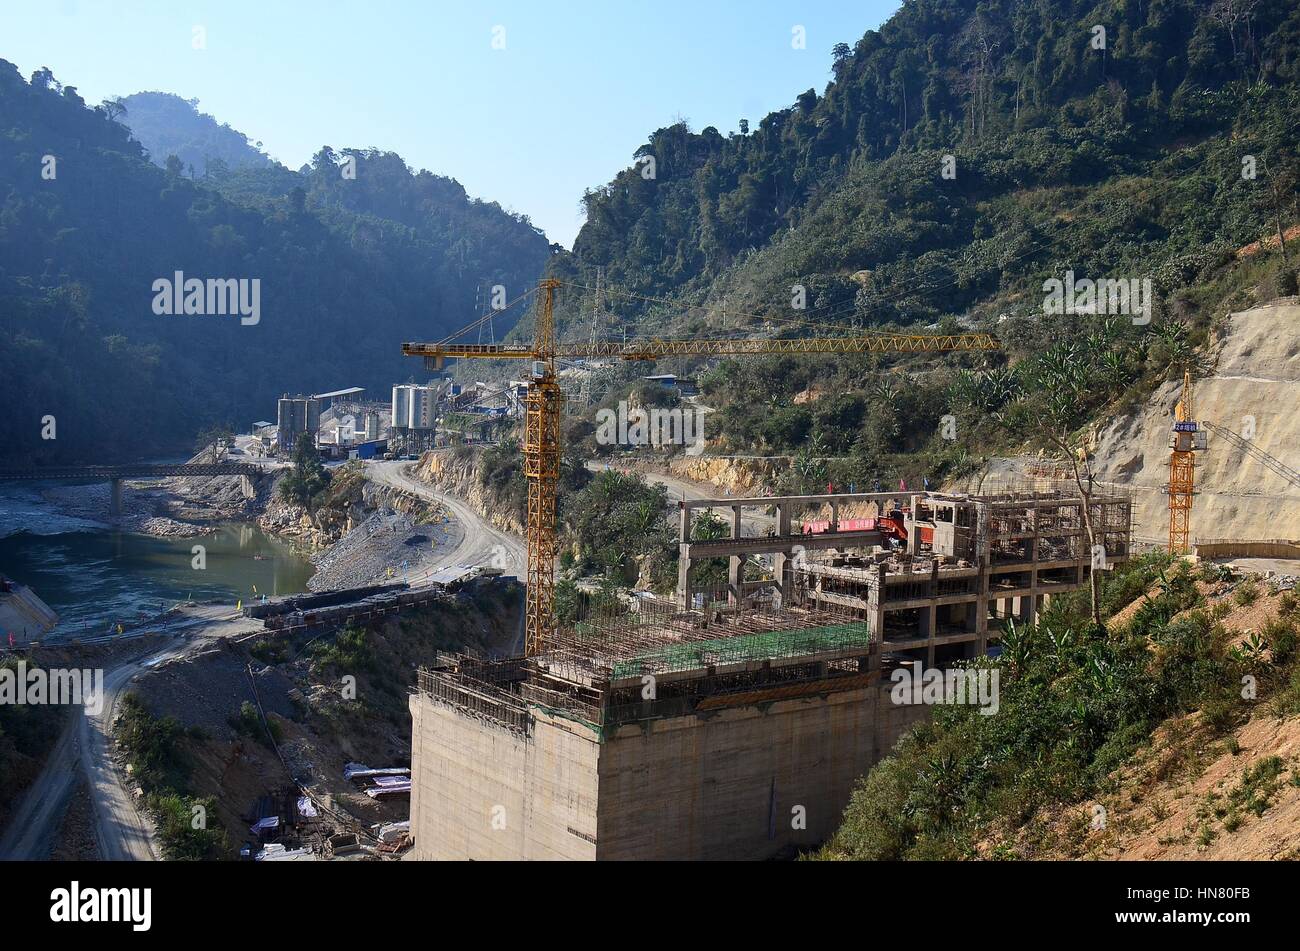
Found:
[410,680,930,861]
[1195,540,1300,559]
[0,584,60,644]
[408,696,600,860]
[594,683,929,860]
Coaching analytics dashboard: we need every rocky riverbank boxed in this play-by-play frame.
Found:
[35,459,456,593]
[257,464,455,591]
[41,475,257,538]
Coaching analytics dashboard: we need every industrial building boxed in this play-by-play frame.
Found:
[391,384,436,430]
[678,486,1134,666]
[391,383,440,455]
[319,408,385,447]
[276,395,320,453]
[642,373,698,397]
[408,486,1132,860]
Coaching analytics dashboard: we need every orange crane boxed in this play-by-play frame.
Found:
[403,278,1001,656]
[1167,368,1205,553]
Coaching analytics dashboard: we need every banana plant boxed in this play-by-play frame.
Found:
[1000,617,1037,675]
[1045,624,1077,657]
[1083,647,1115,694]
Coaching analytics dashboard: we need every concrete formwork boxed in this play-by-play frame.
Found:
[798,490,1131,664]
[676,490,911,609]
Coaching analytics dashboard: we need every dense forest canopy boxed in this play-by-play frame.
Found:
[0,61,552,464]
[119,91,273,175]
[504,0,1300,491]
[3,0,1299,470]
[548,0,1300,325]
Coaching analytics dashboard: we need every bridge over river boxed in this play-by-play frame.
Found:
[0,463,263,514]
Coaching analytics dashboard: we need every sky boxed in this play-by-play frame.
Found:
[4,0,900,247]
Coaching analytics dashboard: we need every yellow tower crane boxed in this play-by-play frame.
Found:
[1167,368,1205,554]
[404,279,1001,656]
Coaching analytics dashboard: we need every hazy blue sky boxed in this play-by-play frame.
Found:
[5,0,900,246]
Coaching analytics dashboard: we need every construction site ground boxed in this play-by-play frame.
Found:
[1208,556,1300,577]
[121,579,522,858]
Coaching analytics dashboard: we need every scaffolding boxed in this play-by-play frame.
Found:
[542,594,868,683]
[607,621,870,680]
[416,659,531,736]
[414,597,875,741]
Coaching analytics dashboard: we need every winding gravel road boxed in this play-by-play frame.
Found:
[0,640,188,860]
[366,460,526,583]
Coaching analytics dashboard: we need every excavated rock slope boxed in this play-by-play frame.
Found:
[1089,301,1300,544]
[413,451,525,535]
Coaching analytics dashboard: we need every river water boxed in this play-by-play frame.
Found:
[0,484,314,638]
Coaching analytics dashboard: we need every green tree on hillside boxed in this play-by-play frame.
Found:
[278,439,328,506]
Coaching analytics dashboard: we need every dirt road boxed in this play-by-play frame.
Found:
[366,461,525,582]
[0,607,263,861]
[367,461,527,654]
[0,640,183,860]
[81,648,171,860]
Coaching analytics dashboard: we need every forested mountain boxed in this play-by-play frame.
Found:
[524,0,1300,491]
[553,0,1299,320]
[0,61,551,464]
[118,91,272,175]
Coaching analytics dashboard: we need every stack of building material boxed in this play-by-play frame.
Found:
[364,776,411,799]
[255,843,316,862]
[326,832,361,856]
[344,762,412,799]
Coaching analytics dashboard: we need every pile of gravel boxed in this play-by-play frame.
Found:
[308,509,449,591]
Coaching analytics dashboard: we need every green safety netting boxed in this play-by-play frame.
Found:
[609,622,870,679]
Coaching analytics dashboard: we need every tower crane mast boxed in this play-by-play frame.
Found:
[404,280,1001,656]
[1168,368,1205,554]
